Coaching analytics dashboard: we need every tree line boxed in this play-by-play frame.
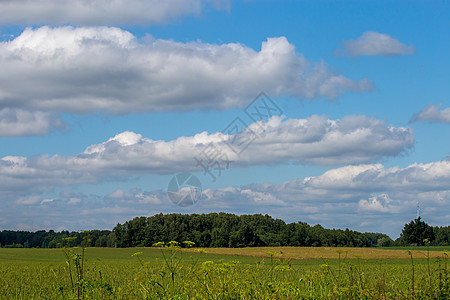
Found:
[1,213,448,248]
[0,229,114,248]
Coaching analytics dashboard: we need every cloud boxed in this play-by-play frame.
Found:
[136,193,161,204]
[40,198,56,205]
[0,26,372,114]
[237,115,414,166]
[358,193,400,213]
[0,115,414,200]
[0,108,65,136]
[201,160,450,236]
[302,161,450,191]
[4,188,163,230]
[0,114,421,236]
[79,115,413,171]
[68,197,81,205]
[339,31,415,57]
[2,159,450,237]
[0,113,417,235]
[0,0,229,25]
[410,104,450,124]
[107,189,130,199]
[241,189,284,205]
[106,188,162,204]
[16,195,42,205]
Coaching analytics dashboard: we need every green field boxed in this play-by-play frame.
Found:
[0,246,448,299]
[380,246,449,252]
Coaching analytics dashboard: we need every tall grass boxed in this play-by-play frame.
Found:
[0,246,448,299]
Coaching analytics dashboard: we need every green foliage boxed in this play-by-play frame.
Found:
[377,237,394,247]
[0,229,114,248]
[112,213,393,248]
[401,217,436,246]
[1,214,448,249]
[59,232,114,299]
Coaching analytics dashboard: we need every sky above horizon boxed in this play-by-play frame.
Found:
[0,0,449,238]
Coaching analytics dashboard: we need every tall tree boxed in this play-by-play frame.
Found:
[401,217,435,246]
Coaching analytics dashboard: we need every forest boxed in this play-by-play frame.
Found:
[1,213,448,248]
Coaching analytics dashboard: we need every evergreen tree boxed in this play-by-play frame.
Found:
[401,217,435,246]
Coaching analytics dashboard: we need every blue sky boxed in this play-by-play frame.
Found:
[0,0,449,237]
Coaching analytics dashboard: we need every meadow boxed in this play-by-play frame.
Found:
[0,245,448,299]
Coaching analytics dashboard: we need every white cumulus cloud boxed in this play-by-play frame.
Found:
[0,26,372,114]
[0,115,413,201]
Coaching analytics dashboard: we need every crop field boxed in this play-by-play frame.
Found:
[182,245,447,260]
[0,246,448,299]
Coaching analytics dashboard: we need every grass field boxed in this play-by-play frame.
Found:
[182,245,447,260]
[0,246,448,299]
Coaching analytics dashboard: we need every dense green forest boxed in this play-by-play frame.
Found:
[1,213,448,248]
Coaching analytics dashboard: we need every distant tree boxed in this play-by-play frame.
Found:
[401,217,435,246]
[95,235,106,247]
[433,226,450,246]
[1,213,417,248]
[376,237,393,247]
[106,232,117,248]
